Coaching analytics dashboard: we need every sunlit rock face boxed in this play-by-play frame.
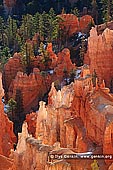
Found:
[11,67,112,169]
[0,75,16,157]
[59,14,94,36]
[0,89,16,156]
[0,154,14,170]
[2,47,75,113]
[8,68,52,113]
[85,27,113,89]
[79,15,94,31]
[2,53,23,98]
[54,48,76,79]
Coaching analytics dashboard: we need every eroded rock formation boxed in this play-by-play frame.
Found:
[0,74,16,156]
[84,27,113,90]
[0,154,13,170]
[11,66,113,169]
[2,53,23,99]
[0,98,16,156]
[3,46,75,113]
[8,68,51,113]
[59,14,94,36]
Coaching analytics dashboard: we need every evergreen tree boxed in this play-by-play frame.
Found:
[0,47,11,69]
[0,16,5,46]
[15,89,24,121]
[79,36,86,66]
[21,41,34,74]
[8,98,17,121]
[33,12,40,34]
[5,16,18,48]
[91,0,98,24]
[92,69,97,86]
[38,14,44,41]
[70,7,79,16]
[20,14,34,41]
[14,89,24,136]
[47,8,60,42]
[39,42,51,70]
[101,0,113,22]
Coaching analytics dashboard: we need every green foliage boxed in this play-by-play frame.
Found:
[21,41,34,74]
[70,7,79,16]
[8,98,17,111]
[0,47,11,69]
[79,36,86,66]
[15,89,24,120]
[69,69,76,82]
[54,79,61,90]
[91,0,98,24]
[33,12,40,34]
[39,42,52,69]
[8,98,17,120]
[5,16,18,47]
[101,0,113,22]
[19,14,34,41]
[92,69,97,86]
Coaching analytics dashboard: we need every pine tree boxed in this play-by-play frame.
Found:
[39,42,51,70]
[101,0,113,22]
[21,41,34,74]
[0,16,5,46]
[0,46,11,69]
[15,89,24,122]
[33,12,40,34]
[20,14,34,41]
[47,8,60,42]
[92,69,97,86]
[8,98,17,121]
[79,36,86,66]
[71,7,79,16]
[91,0,98,24]
[5,16,18,48]
[38,14,45,41]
